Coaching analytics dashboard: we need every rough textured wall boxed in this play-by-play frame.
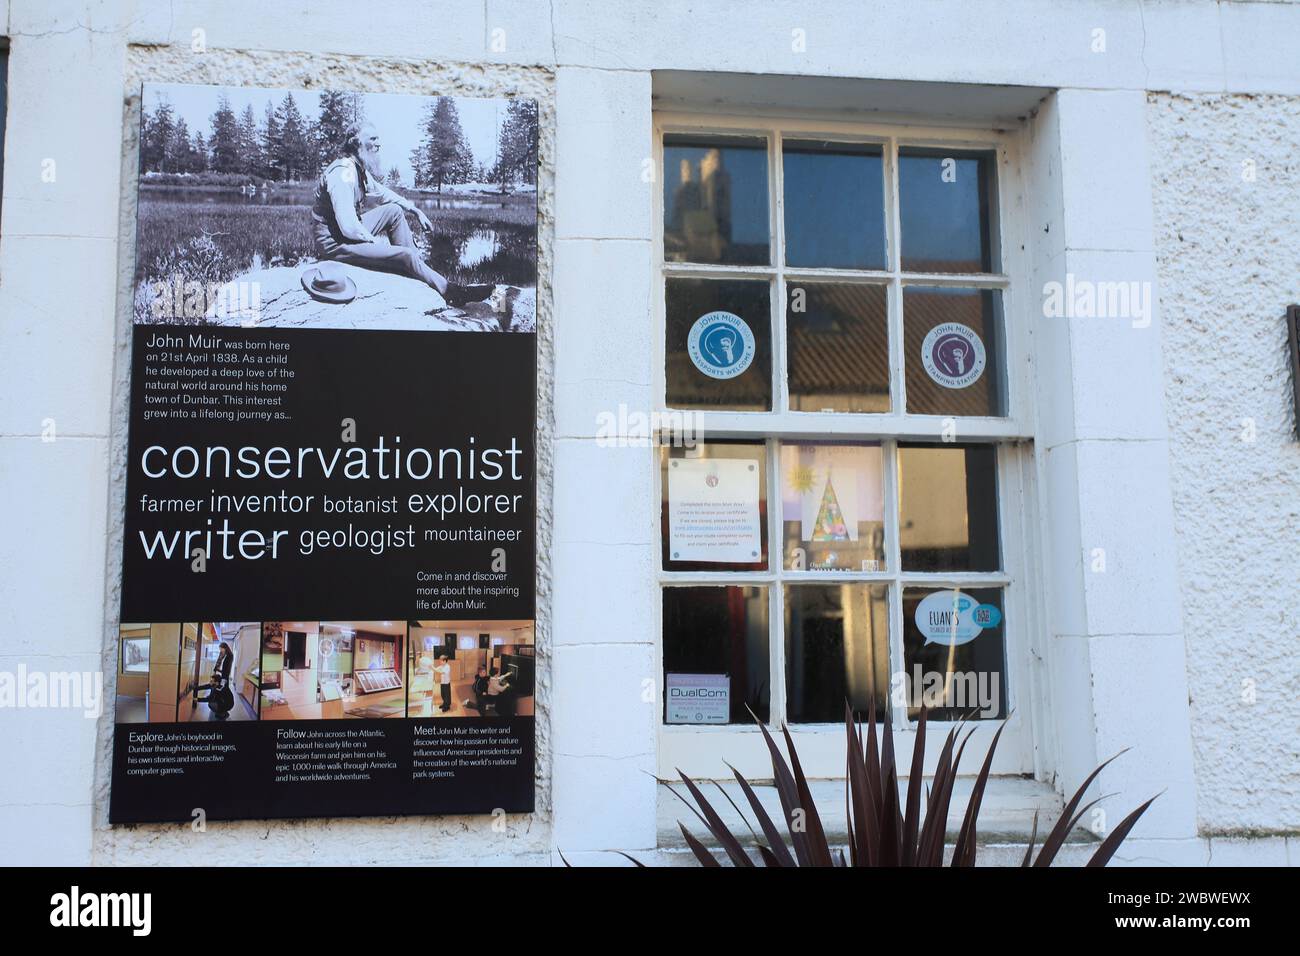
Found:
[1148,92,1300,835]
[93,47,555,865]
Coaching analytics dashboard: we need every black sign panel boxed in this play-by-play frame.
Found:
[110,81,538,824]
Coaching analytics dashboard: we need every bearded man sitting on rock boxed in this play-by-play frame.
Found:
[310,121,492,308]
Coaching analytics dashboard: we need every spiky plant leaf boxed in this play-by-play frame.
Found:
[1085,795,1159,868]
[679,821,722,867]
[781,723,835,867]
[1032,749,1128,867]
[952,719,1008,867]
[728,762,797,867]
[676,770,754,867]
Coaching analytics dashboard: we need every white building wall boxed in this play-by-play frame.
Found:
[0,0,1298,866]
[1028,87,1202,861]
[551,64,659,859]
[1148,91,1300,838]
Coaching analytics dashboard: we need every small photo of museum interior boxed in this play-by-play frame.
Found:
[406,620,535,718]
[114,621,262,722]
[258,621,408,720]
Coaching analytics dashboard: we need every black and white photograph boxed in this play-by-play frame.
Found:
[133,82,538,332]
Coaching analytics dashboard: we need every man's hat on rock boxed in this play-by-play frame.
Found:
[300,262,357,304]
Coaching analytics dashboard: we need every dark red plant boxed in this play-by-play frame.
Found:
[667,703,1156,867]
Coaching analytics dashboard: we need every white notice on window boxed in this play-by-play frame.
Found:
[667,458,762,563]
[666,673,731,724]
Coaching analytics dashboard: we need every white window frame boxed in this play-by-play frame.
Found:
[652,110,1050,783]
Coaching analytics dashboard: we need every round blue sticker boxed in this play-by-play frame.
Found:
[687,311,756,380]
[972,603,1002,629]
[914,590,1002,646]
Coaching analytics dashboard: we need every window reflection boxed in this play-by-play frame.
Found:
[898,444,1000,572]
[899,148,998,274]
[786,283,890,413]
[783,140,885,270]
[785,583,889,723]
[663,586,770,724]
[664,135,770,265]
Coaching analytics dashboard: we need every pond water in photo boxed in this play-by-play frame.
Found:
[416,196,509,211]
[460,230,498,268]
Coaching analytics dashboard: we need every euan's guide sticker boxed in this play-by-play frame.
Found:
[914,589,1001,646]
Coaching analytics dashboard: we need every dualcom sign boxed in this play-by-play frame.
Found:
[49,887,151,936]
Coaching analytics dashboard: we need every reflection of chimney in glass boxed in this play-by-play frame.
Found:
[670,157,701,250]
[701,148,732,253]
[671,149,733,262]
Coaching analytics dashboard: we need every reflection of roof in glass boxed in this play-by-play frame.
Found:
[787,285,888,401]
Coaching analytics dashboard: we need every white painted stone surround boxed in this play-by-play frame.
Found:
[0,0,1296,866]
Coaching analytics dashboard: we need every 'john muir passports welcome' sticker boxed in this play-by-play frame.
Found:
[688,310,756,379]
[921,322,986,389]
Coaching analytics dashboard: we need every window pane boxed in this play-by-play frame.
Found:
[782,140,885,270]
[898,444,1000,572]
[902,587,1006,721]
[666,277,772,410]
[663,586,770,724]
[664,134,770,265]
[903,286,1005,416]
[662,441,767,572]
[780,443,885,571]
[898,148,998,273]
[786,282,890,412]
[784,583,889,723]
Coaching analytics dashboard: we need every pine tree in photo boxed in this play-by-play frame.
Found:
[190,130,208,173]
[238,104,261,179]
[141,98,175,172]
[209,94,242,174]
[260,101,282,181]
[170,117,188,171]
[493,98,538,192]
[411,97,474,193]
[339,91,365,128]
[274,92,311,182]
[170,117,199,174]
[313,90,354,171]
